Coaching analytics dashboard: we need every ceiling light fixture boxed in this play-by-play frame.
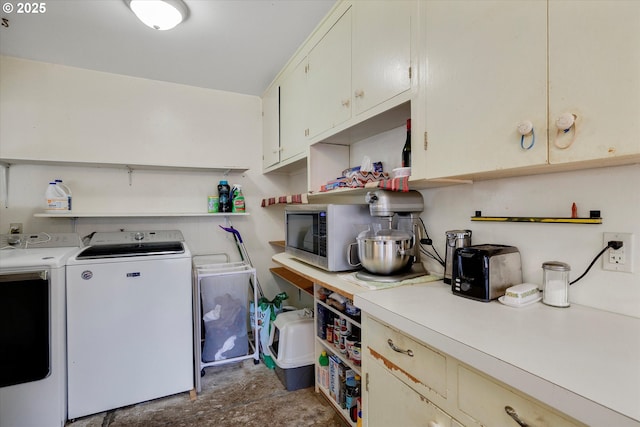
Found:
[125,0,189,31]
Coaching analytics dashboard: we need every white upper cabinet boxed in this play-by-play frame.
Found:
[279,56,309,163]
[548,0,640,164]
[413,0,640,182]
[352,0,412,116]
[262,1,415,174]
[307,8,352,139]
[262,83,280,170]
[414,0,548,180]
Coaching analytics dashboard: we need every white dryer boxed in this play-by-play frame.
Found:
[0,233,82,427]
[65,230,193,419]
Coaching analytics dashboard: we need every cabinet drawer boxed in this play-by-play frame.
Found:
[458,365,585,427]
[366,317,447,398]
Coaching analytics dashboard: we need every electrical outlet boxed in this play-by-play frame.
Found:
[602,232,634,273]
[9,223,22,234]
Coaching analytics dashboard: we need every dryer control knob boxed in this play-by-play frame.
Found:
[134,232,145,241]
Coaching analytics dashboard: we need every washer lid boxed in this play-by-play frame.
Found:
[75,241,185,259]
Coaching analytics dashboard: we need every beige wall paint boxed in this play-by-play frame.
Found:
[0,56,301,304]
[419,164,640,318]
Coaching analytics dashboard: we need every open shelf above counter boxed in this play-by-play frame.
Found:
[35,212,250,218]
[1,158,250,208]
[0,158,249,175]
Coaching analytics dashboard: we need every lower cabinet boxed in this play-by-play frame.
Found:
[366,358,462,427]
[362,314,586,427]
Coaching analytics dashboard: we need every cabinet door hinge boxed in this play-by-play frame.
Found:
[409,66,412,80]
[365,372,369,392]
[424,131,428,151]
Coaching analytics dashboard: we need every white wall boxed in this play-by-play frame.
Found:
[420,164,640,318]
[350,125,640,318]
[0,56,299,303]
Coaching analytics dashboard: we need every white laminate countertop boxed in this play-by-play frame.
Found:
[271,253,640,426]
[355,281,640,427]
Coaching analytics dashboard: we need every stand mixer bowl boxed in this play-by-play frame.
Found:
[356,229,413,275]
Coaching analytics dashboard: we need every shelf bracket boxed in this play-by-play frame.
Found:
[127,166,133,186]
[1,162,10,208]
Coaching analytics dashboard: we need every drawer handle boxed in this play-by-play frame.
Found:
[387,339,413,357]
[505,406,529,427]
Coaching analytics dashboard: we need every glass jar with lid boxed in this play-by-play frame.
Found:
[542,261,571,307]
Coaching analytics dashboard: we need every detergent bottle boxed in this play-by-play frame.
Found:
[54,179,72,211]
[45,182,68,213]
[217,180,231,212]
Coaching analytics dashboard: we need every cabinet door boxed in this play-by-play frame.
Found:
[262,84,280,169]
[548,0,640,163]
[418,0,547,180]
[365,356,455,427]
[352,0,412,116]
[279,56,308,162]
[307,8,352,139]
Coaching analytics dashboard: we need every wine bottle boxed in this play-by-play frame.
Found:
[402,118,411,167]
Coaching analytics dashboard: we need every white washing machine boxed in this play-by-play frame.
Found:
[0,233,82,427]
[65,230,193,419]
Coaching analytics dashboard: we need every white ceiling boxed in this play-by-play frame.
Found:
[0,0,336,96]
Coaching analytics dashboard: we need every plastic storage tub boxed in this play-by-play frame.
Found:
[268,309,315,391]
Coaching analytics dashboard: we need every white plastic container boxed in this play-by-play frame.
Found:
[269,309,314,369]
[499,283,542,307]
[54,179,72,211]
[45,182,68,212]
[268,309,315,391]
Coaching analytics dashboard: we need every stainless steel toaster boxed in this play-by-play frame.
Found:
[452,244,522,302]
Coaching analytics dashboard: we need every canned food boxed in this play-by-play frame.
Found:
[338,333,347,354]
[351,342,361,366]
[340,318,352,335]
[345,335,357,359]
[326,325,334,343]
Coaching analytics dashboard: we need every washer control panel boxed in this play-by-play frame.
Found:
[0,232,82,248]
[89,230,185,246]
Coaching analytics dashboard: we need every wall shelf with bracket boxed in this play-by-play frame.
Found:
[0,158,249,208]
[34,212,250,218]
[471,210,602,225]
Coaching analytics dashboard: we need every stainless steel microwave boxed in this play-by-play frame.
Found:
[285,204,371,271]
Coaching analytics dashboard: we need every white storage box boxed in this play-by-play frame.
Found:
[268,309,315,390]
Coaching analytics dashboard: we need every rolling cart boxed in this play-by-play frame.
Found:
[193,256,260,393]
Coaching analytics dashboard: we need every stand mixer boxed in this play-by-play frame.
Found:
[355,190,428,282]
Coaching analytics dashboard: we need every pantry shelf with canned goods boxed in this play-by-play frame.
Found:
[315,283,362,427]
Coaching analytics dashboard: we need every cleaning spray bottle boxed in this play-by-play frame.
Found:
[231,185,245,213]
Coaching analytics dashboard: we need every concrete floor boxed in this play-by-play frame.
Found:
[66,359,347,427]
